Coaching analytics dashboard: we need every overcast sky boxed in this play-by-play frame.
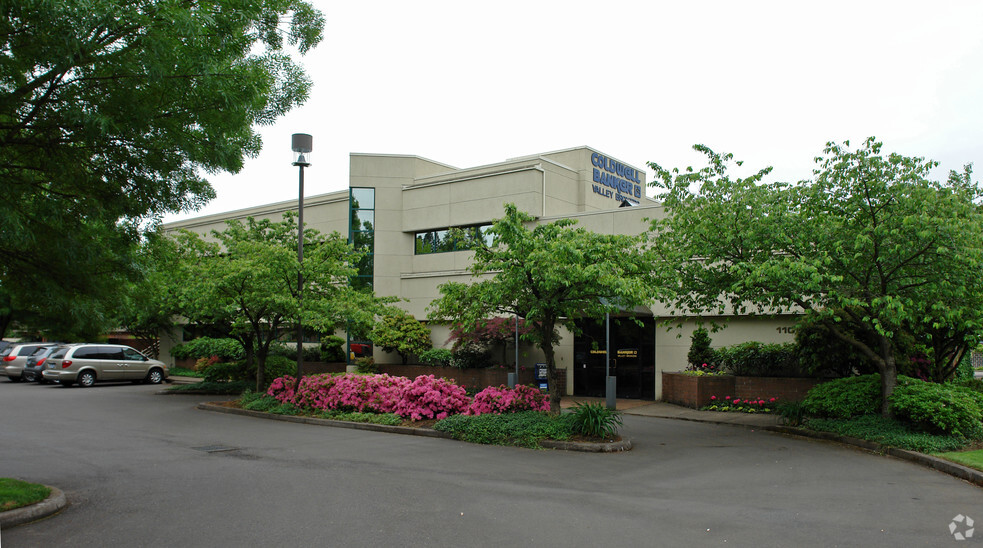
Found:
[163,0,983,223]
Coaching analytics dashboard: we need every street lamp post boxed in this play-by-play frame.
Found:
[291,133,312,387]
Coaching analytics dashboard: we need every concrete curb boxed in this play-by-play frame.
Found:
[540,438,633,452]
[0,486,67,529]
[197,402,631,452]
[197,403,453,440]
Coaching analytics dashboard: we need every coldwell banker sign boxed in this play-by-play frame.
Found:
[590,152,642,206]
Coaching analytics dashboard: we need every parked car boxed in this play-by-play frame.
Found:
[2,343,58,382]
[22,345,61,383]
[42,344,169,387]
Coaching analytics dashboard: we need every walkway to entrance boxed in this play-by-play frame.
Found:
[561,396,780,428]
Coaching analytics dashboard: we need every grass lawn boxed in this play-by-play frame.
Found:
[935,449,983,472]
[0,478,51,512]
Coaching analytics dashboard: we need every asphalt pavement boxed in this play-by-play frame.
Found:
[1,380,981,547]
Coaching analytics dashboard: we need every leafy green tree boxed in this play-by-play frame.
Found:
[428,204,656,413]
[371,310,433,365]
[0,0,323,337]
[648,138,983,415]
[174,215,389,390]
[113,232,183,358]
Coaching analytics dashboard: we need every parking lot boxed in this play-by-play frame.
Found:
[2,379,981,547]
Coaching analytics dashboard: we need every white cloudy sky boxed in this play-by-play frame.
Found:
[164,0,983,222]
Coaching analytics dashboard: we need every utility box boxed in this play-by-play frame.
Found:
[535,363,548,391]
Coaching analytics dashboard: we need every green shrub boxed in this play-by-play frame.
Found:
[451,342,491,369]
[241,394,281,412]
[320,336,346,362]
[794,313,878,378]
[170,337,244,361]
[434,411,574,448]
[718,341,803,377]
[419,348,454,367]
[262,355,296,382]
[890,379,983,439]
[355,356,379,374]
[805,415,970,453]
[166,380,251,395]
[570,401,623,439]
[203,362,243,383]
[801,374,880,418]
[316,410,402,425]
[775,401,807,426]
[687,327,717,368]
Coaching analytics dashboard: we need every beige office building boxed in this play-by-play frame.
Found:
[164,146,797,400]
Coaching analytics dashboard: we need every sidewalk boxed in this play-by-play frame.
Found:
[560,396,780,428]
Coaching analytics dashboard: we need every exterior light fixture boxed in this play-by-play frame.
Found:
[292,133,312,388]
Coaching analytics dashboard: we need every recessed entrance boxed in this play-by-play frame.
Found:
[573,317,655,399]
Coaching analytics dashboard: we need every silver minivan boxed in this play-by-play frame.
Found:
[2,342,58,382]
[42,344,169,387]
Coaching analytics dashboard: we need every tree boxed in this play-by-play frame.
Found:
[114,231,183,358]
[428,204,656,414]
[448,317,534,365]
[174,215,388,390]
[371,310,433,365]
[0,0,323,336]
[648,138,983,415]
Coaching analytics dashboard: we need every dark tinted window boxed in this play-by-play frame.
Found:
[49,347,70,359]
[72,347,99,359]
[0,348,11,357]
[100,347,125,360]
[18,345,43,356]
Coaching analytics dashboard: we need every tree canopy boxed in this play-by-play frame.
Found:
[371,310,433,365]
[0,0,323,336]
[648,138,983,414]
[174,215,390,390]
[428,204,656,413]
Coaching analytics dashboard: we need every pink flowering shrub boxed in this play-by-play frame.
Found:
[268,373,411,414]
[467,384,550,415]
[267,373,473,421]
[393,375,471,420]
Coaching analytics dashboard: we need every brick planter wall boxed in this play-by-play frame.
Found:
[735,376,821,403]
[661,372,735,409]
[662,372,823,409]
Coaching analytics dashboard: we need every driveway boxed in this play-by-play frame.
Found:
[1,381,980,547]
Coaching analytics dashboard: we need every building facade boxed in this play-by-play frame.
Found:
[163,146,797,399]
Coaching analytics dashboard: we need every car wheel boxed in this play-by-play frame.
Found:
[145,368,164,385]
[24,372,36,382]
[78,371,96,388]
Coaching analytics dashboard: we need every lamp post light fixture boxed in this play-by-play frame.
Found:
[292,133,312,388]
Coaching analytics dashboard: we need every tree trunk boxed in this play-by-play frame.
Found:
[877,334,897,418]
[542,341,561,415]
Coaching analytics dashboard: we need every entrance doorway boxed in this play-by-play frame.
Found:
[573,317,655,399]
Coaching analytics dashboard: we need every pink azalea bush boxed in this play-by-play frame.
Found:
[467,384,550,415]
[266,373,550,421]
[393,375,471,420]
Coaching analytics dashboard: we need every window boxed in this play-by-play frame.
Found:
[414,224,493,255]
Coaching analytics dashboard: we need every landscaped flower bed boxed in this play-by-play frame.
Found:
[703,395,778,414]
[266,373,550,420]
